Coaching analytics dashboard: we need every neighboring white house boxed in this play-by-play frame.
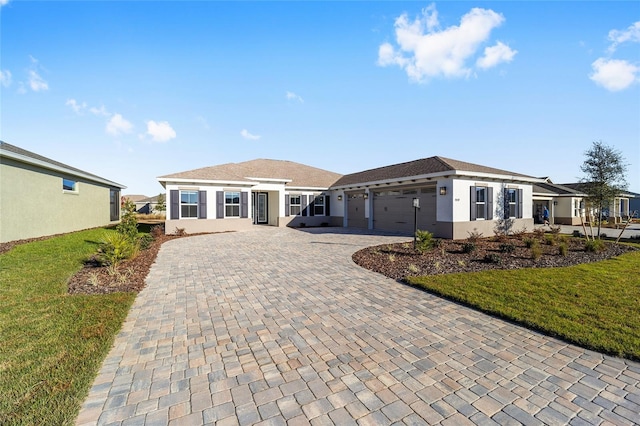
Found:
[533,180,634,225]
[158,156,544,239]
[0,141,126,243]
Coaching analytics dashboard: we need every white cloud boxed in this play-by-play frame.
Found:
[607,21,640,53]
[90,105,110,117]
[240,129,261,140]
[0,69,11,87]
[286,91,304,103]
[106,113,134,136]
[0,0,10,7]
[145,120,176,142]
[477,41,517,69]
[65,98,87,114]
[28,70,48,92]
[377,4,514,82]
[590,58,639,91]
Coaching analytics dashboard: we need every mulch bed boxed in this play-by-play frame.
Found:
[352,234,637,281]
[67,234,181,295]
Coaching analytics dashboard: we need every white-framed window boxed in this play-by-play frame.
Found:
[506,189,517,218]
[181,191,198,218]
[63,178,78,192]
[290,195,301,215]
[225,191,240,217]
[475,187,486,220]
[314,196,325,216]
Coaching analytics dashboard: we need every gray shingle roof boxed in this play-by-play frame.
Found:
[159,159,343,188]
[332,156,535,187]
[533,182,584,196]
[1,141,126,189]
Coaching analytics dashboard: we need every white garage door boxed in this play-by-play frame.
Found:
[373,187,437,234]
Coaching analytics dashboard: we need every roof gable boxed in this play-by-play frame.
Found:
[332,156,535,187]
[159,159,343,188]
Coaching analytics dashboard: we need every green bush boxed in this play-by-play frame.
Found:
[415,229,435,253]
[531,243,543,260]
[585,239,606,253]
[545,234,557,246]
[462,242,476,253]
[484,253,502,264]
[524,237,536,248]
[499,243,515,253]
[116,199,139,242]
[139,234,154,250]
[558,242,568,257]
[97,232,139,266]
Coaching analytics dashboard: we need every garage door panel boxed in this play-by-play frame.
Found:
[373,189,436,233]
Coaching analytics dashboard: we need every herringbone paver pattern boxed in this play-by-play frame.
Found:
[76,227,640,425]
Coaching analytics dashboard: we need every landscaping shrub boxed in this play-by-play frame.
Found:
[97,232,139,266]
[116,199,139,242]
[558,242,568,257]
[415,229,435,253]
[139,234,154,250]
[550,225,562,234]
[150,224,164,238]
[545,234,557,246]
[484,253,502,264]
[524,237,536,248]
[467,229,483,242]
[499,243,515,253]
[531,243,543,260]
[585,239,606,253]
[462,242,476,253]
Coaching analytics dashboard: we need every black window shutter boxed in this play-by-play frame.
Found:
[285,195,290,217]
[198,191,207,219]
[301,195,308,216]
[470,187,477,221]
[325,195,330,216]
[503,188,509,219]
[487,187,494,220]
[170,190,179,220]
[310,197,315,216]
[241,192,248,218]
[517,189,523,218]
[216,191,224,219]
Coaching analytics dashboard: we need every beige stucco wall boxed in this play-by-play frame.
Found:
[164,218,253,234]
[448,218,534,240]
[0,159,119,243]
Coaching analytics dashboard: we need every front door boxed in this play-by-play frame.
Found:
[256,192,268,224]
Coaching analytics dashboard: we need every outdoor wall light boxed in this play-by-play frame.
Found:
[363,193,369,199]
[337,195,343,201]
[439,186,447,195]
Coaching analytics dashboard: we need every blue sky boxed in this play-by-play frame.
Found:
[1,1,639,196]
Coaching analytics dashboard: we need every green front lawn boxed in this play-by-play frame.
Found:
[0,229,136,425]
[407,248,640,360]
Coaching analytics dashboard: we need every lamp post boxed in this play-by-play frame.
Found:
[413,197,420,249]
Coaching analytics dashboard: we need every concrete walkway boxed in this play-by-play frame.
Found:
[76,227,640,425]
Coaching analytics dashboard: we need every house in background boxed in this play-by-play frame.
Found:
[532,179,635,225]
[0,141,126,243]
[159,156,544,239]
[124,194,162,215]
[157,159,342,234]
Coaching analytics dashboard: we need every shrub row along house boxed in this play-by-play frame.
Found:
[159,157,550,239]
[0,141,125,244]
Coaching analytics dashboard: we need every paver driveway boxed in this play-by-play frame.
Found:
[77,227,640,425]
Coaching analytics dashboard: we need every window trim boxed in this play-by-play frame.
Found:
[62,178,78,193]
[110,189,120,221]
[180,190,199,219]
[313,195,325,216]
[289,194,301,216]
[224,191,241,218]
[506,189,517,219]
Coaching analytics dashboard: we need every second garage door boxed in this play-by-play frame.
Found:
[373,187,437,234]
